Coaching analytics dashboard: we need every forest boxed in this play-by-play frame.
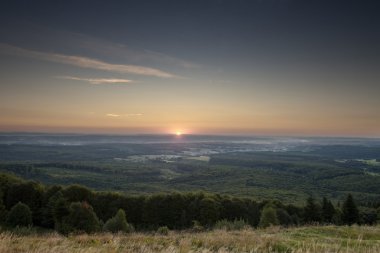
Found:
[1,138,380,205]
[1,172,379,235]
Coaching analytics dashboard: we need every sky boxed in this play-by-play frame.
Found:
[0,0,379,137]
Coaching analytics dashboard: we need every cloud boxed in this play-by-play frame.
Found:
[71,33,199,69]
[58,76,133,84]
[1,22,199,69]
[0,43,176,78]
[124,113,143,117]
[106,113,143,117]
[106,113,121,117]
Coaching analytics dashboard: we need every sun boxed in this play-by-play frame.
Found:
[175,131,182,136]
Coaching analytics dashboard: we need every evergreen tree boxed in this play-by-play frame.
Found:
[259,204,279,228]
[322,197,336,223]
[6,202,33,227]
[303,196,322,223]
[41,191,64,228]
[52,197,71,234]
[103,209,133,233]
[342,194,360,225]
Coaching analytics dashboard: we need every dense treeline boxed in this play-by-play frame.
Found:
[0,172,379,234]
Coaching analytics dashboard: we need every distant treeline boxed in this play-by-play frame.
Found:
[0,172,379,234]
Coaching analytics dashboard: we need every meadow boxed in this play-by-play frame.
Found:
[1,225,379,253]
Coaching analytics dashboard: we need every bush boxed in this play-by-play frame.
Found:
[259,205,279,228]
[103,209,133,233]
[8,226,38,236]
[6,202,33,227]
[192,220,204,232]
[156,226,169,235]
[214,219,249,230]
[66,202,100,233]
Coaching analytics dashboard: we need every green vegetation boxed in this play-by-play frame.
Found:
[0,225,379,253]
[0,141,379,252]
[103,209,133,233]
[1,144,380,204]
[342,194,360,225]
[6,202,32,227]
[259,204,279,228]
[0,172,378,236]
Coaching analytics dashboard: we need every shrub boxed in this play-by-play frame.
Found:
[6,202,33,227]
[259,205,279,228]
[66,202,100,233]
[103,209,133,233]
[277,209,292,226]
[192,220,204,232]
[214,218,249,230]
[156,226,169,235]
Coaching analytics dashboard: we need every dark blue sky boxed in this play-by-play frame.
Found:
[0,0,379,136]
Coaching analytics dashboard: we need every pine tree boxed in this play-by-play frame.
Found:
[322,197,335,223]
[303,196,322,223]
[342,194,360,225]
[52,196,70,233]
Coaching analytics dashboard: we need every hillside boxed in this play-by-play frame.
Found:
[1,135,380,204]
[1,225,379,253]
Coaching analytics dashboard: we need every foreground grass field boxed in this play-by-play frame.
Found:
[0,225,379,253]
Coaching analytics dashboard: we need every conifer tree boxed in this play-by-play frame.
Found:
[342,194,360,225]
[322,197,336,223]
[303,196,322,223]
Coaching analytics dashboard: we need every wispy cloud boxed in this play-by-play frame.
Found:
[106,113,143,117]
[106,113,121,117]
[58,76,133,84]
[0,43,176,78]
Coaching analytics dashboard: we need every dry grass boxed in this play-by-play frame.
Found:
[0,225,379,253]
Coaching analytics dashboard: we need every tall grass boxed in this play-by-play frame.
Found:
[0,225,379,253]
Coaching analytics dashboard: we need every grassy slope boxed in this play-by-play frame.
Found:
[1,225,379,253]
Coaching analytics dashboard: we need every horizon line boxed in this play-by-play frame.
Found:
[0,131,379,139]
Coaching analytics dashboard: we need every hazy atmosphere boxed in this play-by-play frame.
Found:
[1,0,379,137]
[1,2,380,253]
